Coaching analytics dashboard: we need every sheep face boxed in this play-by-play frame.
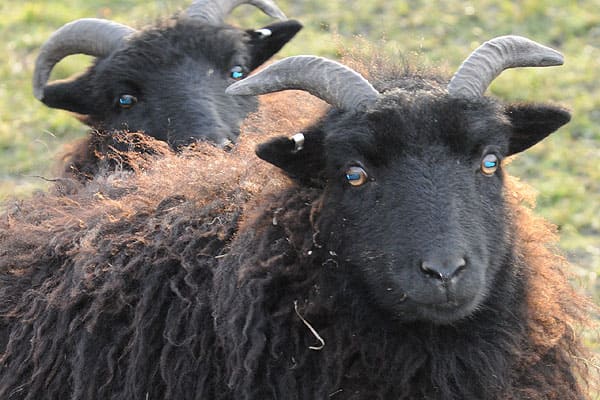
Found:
[257,90,570,325]
[40,20,301,147]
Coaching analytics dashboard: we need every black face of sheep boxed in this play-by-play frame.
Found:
[228,38,571,325]
[33,0,301,147]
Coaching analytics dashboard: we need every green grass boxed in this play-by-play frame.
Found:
[1,0,599,382]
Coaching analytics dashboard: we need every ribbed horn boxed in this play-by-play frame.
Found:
[226,56,380,112]
[186,0,287,24]
[34,18,136,100]
[447,35,564,98]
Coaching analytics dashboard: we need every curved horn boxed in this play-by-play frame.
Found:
[226,56,380,112]
[447,35,564,98]
[186,0,287,24]
[33,18,136,100]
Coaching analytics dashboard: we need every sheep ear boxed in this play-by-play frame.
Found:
[256,129,325,185]
[41,75,96,115]
[505,104,571,155]
[246,20,302,71]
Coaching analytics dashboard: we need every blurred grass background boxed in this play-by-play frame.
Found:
[1,0,599,378]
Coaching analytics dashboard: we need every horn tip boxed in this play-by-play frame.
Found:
[33,86,44,101]
[542,53,564,67]
[272,10,287,20]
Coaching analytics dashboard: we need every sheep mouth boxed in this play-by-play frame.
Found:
[423,300,463,309]
[412,295,481,324]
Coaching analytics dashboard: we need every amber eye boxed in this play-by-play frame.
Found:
[481,153,499,176]
[345,166,369,186]
[118,94,138,109]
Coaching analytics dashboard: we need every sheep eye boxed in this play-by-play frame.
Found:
[345,166,369,186]
[254,28,272,38]
[481,153,499,176]
[118,94,137,109]
[230,66,245,80]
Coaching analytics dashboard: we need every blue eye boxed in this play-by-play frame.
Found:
[230,66,244,79]
[481,154,499,176]
[230,66,244,80]
[118,94,137,109]
[345,166,369,186]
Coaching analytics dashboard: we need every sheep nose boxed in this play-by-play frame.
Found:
[420,257,467,282]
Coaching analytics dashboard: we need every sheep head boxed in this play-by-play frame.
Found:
[33,0,301,147]
[227,37,571,324]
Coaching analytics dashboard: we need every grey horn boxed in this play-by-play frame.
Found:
[226,56,380,112]
[186,0,287,24]
[447,35,564,98]
[33,18,136,100]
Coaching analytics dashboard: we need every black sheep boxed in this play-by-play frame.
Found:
[34,0,300,177]
[0,36,595,399]
[217,35,595,399]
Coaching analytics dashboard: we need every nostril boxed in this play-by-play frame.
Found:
[420,261,444,280]
[455,257,467,274]
[420,257,467,282]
